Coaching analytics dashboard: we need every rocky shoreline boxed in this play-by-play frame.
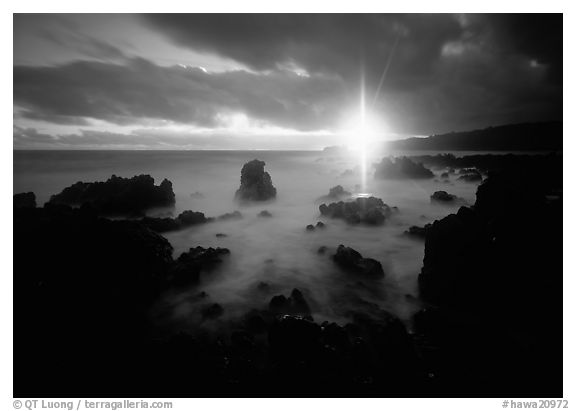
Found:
[13,154,563,396]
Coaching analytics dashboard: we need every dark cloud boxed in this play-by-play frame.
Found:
[142,13,562,133]
[14,57,348,131]
[13,14,562,141]
[143,14,463,83]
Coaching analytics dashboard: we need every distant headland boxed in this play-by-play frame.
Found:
[386,122,562,152]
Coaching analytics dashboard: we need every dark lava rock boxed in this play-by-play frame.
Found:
[317,245,328,254]
[235,159,277,201]
[321,321,351,352]
[404,224,432,239]
[177,210,208,225]
[374,157,434,179]
[268,315,322,361]
[217,210,243,220]
[14,203,177,393]
[315,221,326,229]
[269,288,312,317]
[170,246,230,286]
[48,174,175,215]
[14,203,174,298]
[440,172,450,179]
[200,303,224,320]
[414,167,562,395]
[258,210,273,218]
[14,192,36,209]
[333,245,385,278]
[141,210,210,233]
[319,196,395,225]
[306,224,315,231]
[419,168,562,311]
[430,191,463,203]
[215,233,228,238]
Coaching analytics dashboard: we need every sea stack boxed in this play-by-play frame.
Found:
[235,159,277,201]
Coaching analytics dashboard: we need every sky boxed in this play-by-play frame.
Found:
[13,14,562,150]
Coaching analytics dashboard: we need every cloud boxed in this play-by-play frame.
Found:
[143,14,463,83]
[13,13,562,147]
[13,125,336,150]
[14,57,349,132]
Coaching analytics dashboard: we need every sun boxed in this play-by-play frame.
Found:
[341,111,385,153]
[338,87,388,193]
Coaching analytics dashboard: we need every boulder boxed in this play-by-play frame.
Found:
[177,210,209,226]
[333,245,385,278]
[430,191,464,204]
[170,246,230,286]
[235,159,277,201]
[48,174,175,215]
[258,210,273,218]
[268,288,312,317]
[319,196,395,225]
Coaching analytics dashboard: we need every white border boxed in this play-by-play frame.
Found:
[3,4,574,410]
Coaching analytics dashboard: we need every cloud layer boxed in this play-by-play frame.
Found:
[13,13,562,149]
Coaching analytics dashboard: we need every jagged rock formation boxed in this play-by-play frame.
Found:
[170,246,231,286]
[430,191,466,204]
[414,168,562,394]
[319,196,396,225]
[269,288,312,318]
[333,245,385,278]
[48,174,175,215]
[235,159,277,201]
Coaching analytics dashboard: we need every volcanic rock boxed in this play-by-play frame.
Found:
[269,288,312,317]
[333,245,385,278]
[48,174,175,215]
[235,159,277,201]
[319,196,395,225]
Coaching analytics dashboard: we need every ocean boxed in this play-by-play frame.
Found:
[13,149,483,329]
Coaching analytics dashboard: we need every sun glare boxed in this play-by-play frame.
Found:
[339,85,387,194]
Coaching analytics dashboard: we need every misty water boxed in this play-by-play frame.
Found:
[14,150,483,332]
